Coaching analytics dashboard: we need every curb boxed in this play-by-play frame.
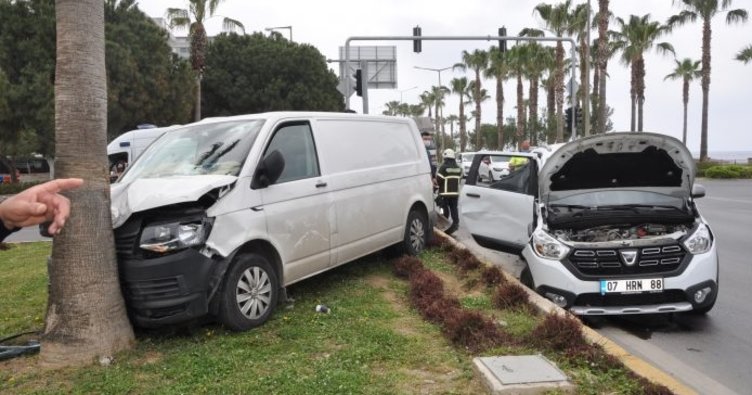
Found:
[433,228,697,395]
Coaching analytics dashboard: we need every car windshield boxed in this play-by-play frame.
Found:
[490,155,510,164]
[118,120,264,183]
[550,190,685,209]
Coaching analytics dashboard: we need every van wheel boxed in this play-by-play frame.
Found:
[217,253,278,331]
[403,210,428,256]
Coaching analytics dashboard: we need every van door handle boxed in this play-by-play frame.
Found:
[315,181,327,188]
[466,193,481,198]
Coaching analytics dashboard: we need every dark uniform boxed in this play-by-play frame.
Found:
[436,156,462,235]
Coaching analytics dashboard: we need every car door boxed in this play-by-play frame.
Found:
[257,121,333,284]
[460,152,537,255]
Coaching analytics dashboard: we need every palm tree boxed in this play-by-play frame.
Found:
[669,0,748,161]
[454,49,489,147]
[408,104,425,117]
[44,0,134,368]
[382,100,400,116]
[611,14,674,132]
[568,3,592,135]
[523,43,553,146]
[737,44,752,63]
[419,91,434,118]
[467,82,490,149]
[595,0,610,134]
[430,85,449,147]
[664,58,701,145]
[450,77,471,151]
[506,45,528,147]
[534,0,574,142]
[445,114,459,145]
[485,47,510,151]
[167,0,244,121]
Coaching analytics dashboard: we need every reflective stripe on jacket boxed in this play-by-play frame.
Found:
[437,160,462,196]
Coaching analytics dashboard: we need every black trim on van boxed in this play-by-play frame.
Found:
[471,234,525,255]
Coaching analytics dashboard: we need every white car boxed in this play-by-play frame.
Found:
[461,133,718,315]
[458,152,475,178]
[477,154,511,182]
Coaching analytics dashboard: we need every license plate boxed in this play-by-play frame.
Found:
[600,278,664,295]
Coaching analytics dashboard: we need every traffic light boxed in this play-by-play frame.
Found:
[498,26,507,53]
[575,107,583,127]
[354,69,363,97]
[413,26,422,53]
[564,106,573,135]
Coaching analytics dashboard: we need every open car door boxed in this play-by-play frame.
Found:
[460,151,538,255]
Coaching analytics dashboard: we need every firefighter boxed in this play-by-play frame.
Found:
[436,149,462,235]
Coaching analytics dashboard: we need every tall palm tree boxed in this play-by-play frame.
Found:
[534,0,574,142]
[44,0,134,368]
[669,0,748,161]
[467,81,490,149]
[568,3,592,135]
[409,104,425,117]
[737,44,752,63]
[419,91,434,118]
[595,0,610,134]
[382,100,400,116]
[523,43,553,145]
[664,58,701,145]
[485,47,510,151]
[450,77,471,151]
[445,114,459,145]
[506,45,528,147]
[611,14,674,132]
[167,0,244,121]
[430,85,449,147]
[454,49,489,146]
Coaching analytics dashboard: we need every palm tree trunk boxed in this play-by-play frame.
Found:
[592,65,600,132]
[596,0,609,134]
[529,77,539,146]
[555,42,565,142]
[459,100,466,152]
[547,82,555,144]
[194,73,202,121]
[474,70,482,149]
[636,57,645,132]
[516,74,524,147]
[630,63,636,132]
[700,17,711,161]
[496,76,504,150]
[682,77,689,145]
[45,0,134,368]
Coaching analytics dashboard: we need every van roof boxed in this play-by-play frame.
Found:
[195,111,414,126]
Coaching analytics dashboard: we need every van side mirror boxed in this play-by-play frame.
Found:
[251,150,285,189]
[691,184,706,199]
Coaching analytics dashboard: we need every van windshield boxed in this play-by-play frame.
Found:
[118,120,264,183]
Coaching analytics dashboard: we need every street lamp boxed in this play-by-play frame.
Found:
[264,25,293,41]
[399,86,418,103]
[414,65,452,87]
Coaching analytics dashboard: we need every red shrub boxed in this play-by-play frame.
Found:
[420,297,462,324]
[529,313,587,352]
[492,283,530,310]
[481,266,506,287]
[408,269,445,304]
[392,255,424,278]
[442,310,507,352]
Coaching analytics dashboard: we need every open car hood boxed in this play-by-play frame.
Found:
[539,133,695,202]
[110,175,237,228]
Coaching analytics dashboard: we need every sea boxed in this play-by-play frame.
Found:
[692,151,752,164]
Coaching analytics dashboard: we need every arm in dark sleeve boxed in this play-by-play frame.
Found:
[0,225,20,242]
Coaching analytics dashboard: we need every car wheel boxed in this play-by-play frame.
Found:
[402,209,428,256]
[218,253,278,331]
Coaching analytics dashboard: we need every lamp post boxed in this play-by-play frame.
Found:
[264,25,293,41]
[399,86,418,103]
[414,65,452,147]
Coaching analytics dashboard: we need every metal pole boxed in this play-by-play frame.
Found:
[360,60,369,114]
[584,0,591,136]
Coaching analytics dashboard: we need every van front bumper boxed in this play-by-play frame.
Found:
[119,248,214,328]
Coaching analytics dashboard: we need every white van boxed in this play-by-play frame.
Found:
[110,112,435,330]
[107,125,181,175]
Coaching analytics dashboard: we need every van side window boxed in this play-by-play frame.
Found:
[265,123,320,184]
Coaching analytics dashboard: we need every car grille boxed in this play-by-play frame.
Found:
[566,243,687,277]
[126,277,184,300]
[574,290,687,307]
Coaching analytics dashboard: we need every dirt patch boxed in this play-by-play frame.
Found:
[365,274,421,337]
[434,271,484,300]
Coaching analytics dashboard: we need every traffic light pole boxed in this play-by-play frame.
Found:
[359,60,369,114]
[344,35,578,139]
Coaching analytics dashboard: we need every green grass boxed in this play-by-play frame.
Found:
[1,244,484,395]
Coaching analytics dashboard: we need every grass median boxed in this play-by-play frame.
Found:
[1,241,670,394]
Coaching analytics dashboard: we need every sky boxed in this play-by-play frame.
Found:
[139,0,752,156]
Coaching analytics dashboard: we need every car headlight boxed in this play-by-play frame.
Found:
[683,223,712,255]
[140,221,206,253]
[532,228,570,260]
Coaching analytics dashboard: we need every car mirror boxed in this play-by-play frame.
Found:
[691,184,706,199]
[251,150,285,189]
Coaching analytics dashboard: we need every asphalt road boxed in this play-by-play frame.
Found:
[448,179,752,394]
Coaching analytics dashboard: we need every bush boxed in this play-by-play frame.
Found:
[0,181,43,195]
[703,164,752,179]
[420,297,461,324]
[492,283,530,310]
[408,269,445,304]
[449,248,481,272]
[442,309,508,352]
[481,266,506,287]
[529,313,587,352]
[392,256,424,279]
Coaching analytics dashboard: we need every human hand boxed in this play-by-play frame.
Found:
[0,178,84,235]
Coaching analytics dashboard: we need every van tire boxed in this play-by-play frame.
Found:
[217,253,278,331]
[402,209,428,256]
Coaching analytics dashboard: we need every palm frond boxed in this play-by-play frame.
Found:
[667,10,697,29]
[726,9,749,24]
[736,44,752,64]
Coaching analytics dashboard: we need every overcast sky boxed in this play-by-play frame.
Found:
[140,0,752,155]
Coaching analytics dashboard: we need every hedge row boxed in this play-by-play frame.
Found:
[0,181,43,195]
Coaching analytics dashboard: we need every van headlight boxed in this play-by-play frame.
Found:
[532,229,570,260]
[140,222,206,253]
[683,223,712,255]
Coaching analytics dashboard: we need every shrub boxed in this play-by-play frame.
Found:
[0,181,43,195]
[529,313,587,352]
[704,164,752,179]
[481,266,506,287]
[492,283,530,310]
[392,255,424,279]
[442,309,507,352]
[449,248,481,272]
[408,269,445,304]
[420,297,461,324]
